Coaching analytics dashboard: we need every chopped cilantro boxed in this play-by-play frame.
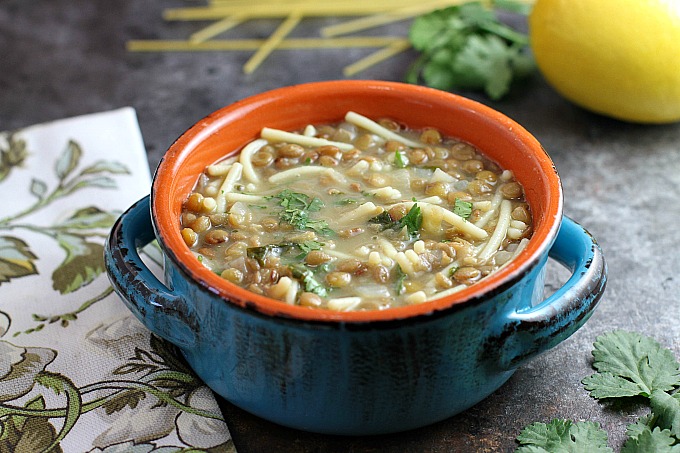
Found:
[290,264,328,297]
[265,189,333,235]
[247,243,291,265]
[337,198,359,205]
[368,211,394,228]
[298,240,323,253]
[453,199,473,219]
[399,203,423,239]
[368,203,423,240]
[197,255,203,262]
[394,264,407,296]
[406,1,534,100]
[394,150,407,168]
[448,266,458,278]
[247,240,325,265]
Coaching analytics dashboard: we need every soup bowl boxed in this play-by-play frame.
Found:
[104,80,606,435]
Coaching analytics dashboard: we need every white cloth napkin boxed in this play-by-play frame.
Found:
[0,108,235,452]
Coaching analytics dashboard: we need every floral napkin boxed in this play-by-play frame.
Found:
[0,108,235,452]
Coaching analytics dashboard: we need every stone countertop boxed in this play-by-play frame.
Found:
[3,1,680,451]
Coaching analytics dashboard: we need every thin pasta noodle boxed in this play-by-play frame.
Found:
[261,127,354,150]
[428,284,467,300]
[395,252,415,275]
[216,162,244,212]
[284,279,299,305]
[379,238,398,259]
[405,291,427,304]
[239,138,268,183]
[477,200,513,262]
[225,193,265,203]
[268,166,339,184]
[345,111,423,148]
[475,190,503,228]
[339,202,383,225]
[366,186,401,200]
[327,297,362,311]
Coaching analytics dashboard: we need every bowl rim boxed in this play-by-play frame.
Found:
[152,80,563,323]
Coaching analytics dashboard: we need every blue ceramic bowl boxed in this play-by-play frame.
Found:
[104,81,606,435]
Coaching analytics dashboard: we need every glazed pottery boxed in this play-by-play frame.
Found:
[105,81,607,435]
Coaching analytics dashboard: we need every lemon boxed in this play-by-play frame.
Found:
[529,0,680,124]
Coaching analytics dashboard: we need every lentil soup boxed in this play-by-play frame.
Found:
[180,112,532,311]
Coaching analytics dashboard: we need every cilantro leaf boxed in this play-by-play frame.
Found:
[398,203,423,239]
[582,331,680,399]
[515,419,612,453]
[626,415,658,443]
[248,241,325,265]
[407,1,534,100]
[394,264,407,296]
[368,211,394,228]
[453,199,473,219]
[290,264,328,297]
[621,427,680,453]
[368,203,422,239]
[394,150,407,168]
[298,240,324,255]
[651,390,680,438]
[266,190,333,235]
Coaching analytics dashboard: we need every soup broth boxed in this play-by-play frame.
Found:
[180,112,532,311]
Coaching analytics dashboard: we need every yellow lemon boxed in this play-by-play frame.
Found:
[529,0,680,123]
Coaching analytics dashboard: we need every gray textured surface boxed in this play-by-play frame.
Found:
[3,1,680,451]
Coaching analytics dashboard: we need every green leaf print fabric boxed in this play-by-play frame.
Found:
[0,108,235,453]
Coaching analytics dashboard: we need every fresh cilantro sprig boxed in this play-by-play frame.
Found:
[515,331,680,452]
[407,1,534,100]
[265,189,333,235]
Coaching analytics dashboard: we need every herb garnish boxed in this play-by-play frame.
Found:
[369,203,423,240]
[453,199,473,219]
[394,264,407,296]
[290,264,328,297]
[336,198,360,205]
[407,1,534,100]
[265,189,333,235]
[515,330,680,452]
[247,240,324,265]
[394,150,407,168]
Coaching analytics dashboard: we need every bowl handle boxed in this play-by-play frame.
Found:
[105,195,198,349]
[495,216,607,371]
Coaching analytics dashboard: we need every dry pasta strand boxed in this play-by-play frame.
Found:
[243,10,303,74]
[321,0,457,37]
[343,40,411,77]
[164,2,435,20]
[190,14,247,43]
[127,37,404,52]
